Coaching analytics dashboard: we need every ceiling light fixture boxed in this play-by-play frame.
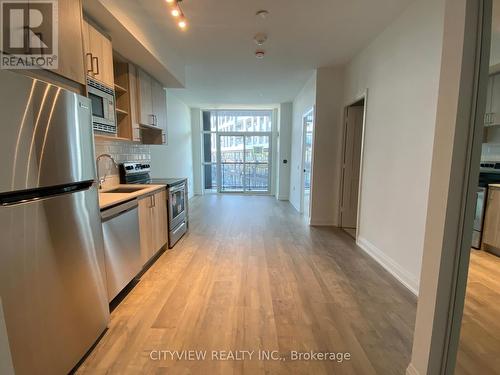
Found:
[178,17,187,29]
[255,50,265,59]
[171,7,181,17]
[167,0,188,30]
[256,10,269,19]
[254,33,268,46]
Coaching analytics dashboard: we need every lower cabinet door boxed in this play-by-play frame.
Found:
[138,196,154,265]
[152,190,168,251]
[483,188,500,249]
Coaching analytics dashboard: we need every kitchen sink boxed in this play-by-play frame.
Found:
[103,187,146,194]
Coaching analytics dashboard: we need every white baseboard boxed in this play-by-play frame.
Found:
[357,237,419,296]
[406,363,420,375]
[310,219,335,226]
[276,195,289,201]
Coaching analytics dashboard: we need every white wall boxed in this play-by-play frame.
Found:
[310,67,345,225]
[290,73,317,211]
[344,0,445,293]
[276,103,293,200]
[150,91,194,198]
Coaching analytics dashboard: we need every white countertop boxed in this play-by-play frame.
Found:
[489,184,500,188]
[98,184,166,210]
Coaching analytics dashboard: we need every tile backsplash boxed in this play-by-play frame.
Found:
[94,139,151,188]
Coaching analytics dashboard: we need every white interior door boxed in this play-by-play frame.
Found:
[302,110,314,216]
[341,104,364,228]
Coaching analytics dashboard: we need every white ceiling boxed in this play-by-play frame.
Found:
[132,0,414,107]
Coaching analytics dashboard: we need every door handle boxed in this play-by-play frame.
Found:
[92,56,99,75]
[86,53,94,74]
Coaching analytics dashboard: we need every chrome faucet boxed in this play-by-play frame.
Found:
[96,154,116,189]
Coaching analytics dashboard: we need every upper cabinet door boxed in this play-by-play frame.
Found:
[84,21,115,88]
[137,68,154,126]
[81,20,93,77]
[100,36,115,87]
[53,0,85,85]
[152,79,167,137]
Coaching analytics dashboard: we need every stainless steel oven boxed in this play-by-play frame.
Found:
[168,182,187,247]
[87,77,117,134]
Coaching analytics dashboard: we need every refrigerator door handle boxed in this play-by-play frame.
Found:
[0,180,94,206]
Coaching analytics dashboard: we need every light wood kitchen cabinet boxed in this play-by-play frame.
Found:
[138,68,154,126]
[113,60,141,142]
[138,190,168,266]
[54,0,86,85]
[152,190,168,251]
[136,68,167,144]
[82,19,115,88]
[483,187,500,250]
[21,0,86,90]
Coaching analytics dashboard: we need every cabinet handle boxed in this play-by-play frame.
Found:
[86,53,94,74]
[92,56,99,75]
[150,114,155,126]
[162,133,166,144]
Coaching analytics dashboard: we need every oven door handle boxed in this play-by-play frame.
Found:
[169,184,185,194]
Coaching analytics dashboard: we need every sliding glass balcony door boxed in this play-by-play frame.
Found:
[202,110,273,194]
[218,134,271,193]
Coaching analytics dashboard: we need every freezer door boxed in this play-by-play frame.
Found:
[0,70,96,194]
[0,185,109,375]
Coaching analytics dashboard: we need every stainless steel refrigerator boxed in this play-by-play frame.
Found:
[0,70,109,374]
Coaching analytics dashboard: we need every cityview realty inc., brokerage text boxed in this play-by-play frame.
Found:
[149,350,352,362]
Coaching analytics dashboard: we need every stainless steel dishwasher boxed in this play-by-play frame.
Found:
[101,199,142,302]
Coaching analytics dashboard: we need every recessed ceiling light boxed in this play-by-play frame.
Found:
[166,0,175,3]
[255,50,265,59]
[256,10,269,19]
[171,7,181,17]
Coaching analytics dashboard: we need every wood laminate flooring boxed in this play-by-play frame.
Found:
[456,249,500,375]
[77,195,416,375]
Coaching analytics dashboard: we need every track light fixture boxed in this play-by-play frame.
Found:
[166,0,188,30]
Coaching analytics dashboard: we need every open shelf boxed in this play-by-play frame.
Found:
[94,134,134,143]
[139,123,162,132]
[114,83,127,94]
[116,108,129,116]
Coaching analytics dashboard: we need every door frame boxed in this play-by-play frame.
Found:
[339,90,368,241]
[216,131,273,195]
[300,107,315,217]
[408,0,490,373]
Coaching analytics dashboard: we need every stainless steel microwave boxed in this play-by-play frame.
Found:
[87,77,117,134]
